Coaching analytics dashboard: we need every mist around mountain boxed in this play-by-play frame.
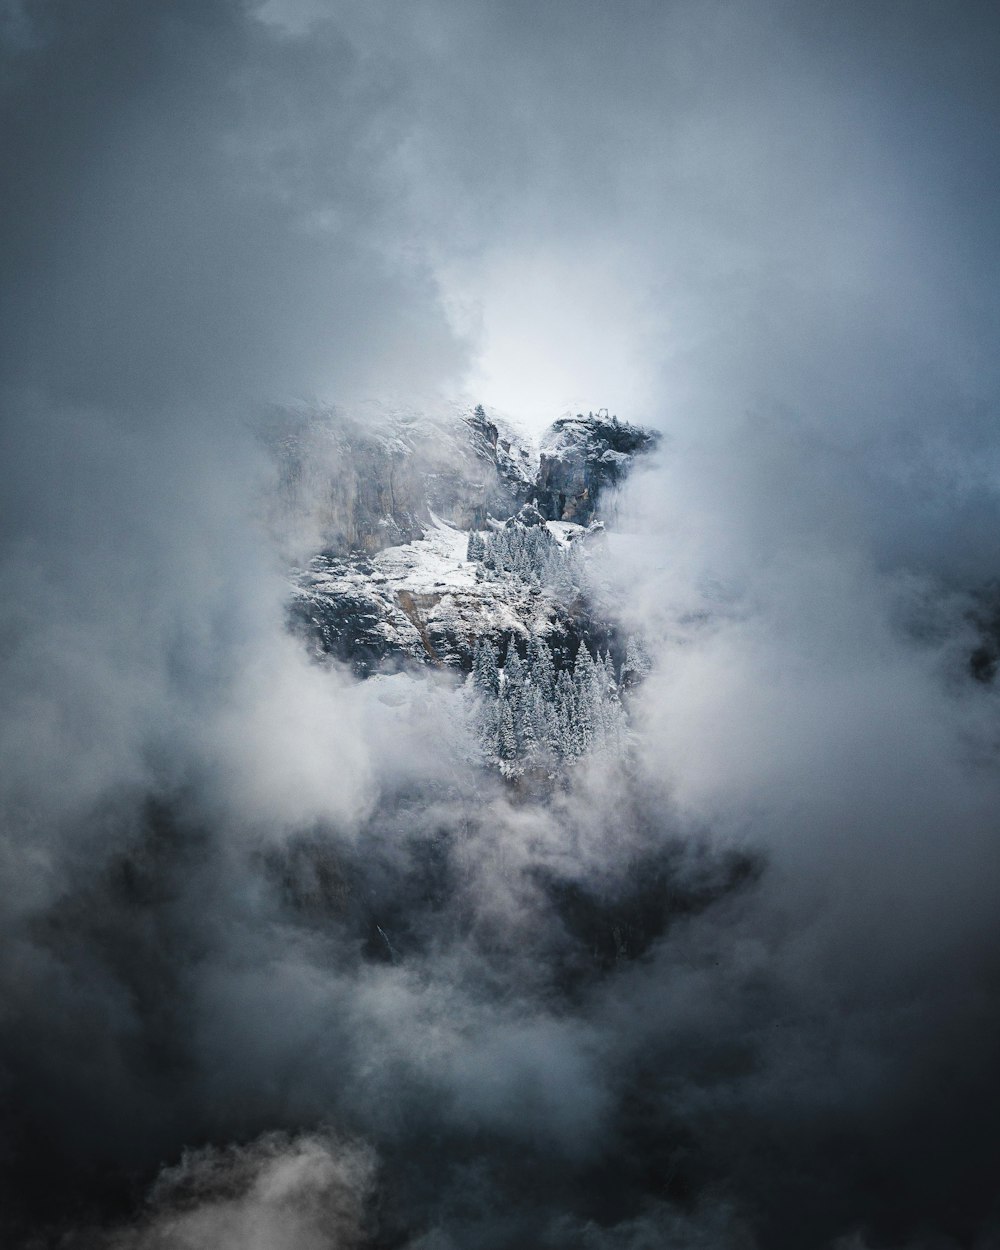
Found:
[277,403,655,679]
[4,3,1000,1249]
[280,403,655,784]
[4,394,1000,1250]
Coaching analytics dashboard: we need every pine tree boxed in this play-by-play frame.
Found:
[606,688,627,755]
[473,637,500,697]
[497,697,518,763]
[569,644,593,754]
[504,643,525,687]
[477,693,499,760]
[621,635,651,687]
[520,698,539,761]
[527,635,556,701]
[464,663,499,761]
[574,642,598,693]
[525,685,549,758]
[547,699,565,761]
[466,530,485,562]
[503,644,527,749]
[504,644,525,704]
[526,632,542,676]
[554,669,578,758]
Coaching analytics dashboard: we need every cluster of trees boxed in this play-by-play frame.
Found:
[467,522,586,596]
[618,634,652,688]
[467,634,632,775]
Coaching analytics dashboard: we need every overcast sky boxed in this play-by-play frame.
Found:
[4,1,999,434]
[2,0,997,588]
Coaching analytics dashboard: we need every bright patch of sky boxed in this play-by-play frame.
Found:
[440,245,663,435]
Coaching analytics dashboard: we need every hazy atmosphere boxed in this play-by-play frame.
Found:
[2,2,1000,1247]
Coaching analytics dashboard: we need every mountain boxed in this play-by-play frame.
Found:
[262,399,536,556]
[535,409,657,524]
[270,404,659,677]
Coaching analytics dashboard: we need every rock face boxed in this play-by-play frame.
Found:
[288,516,618,677]
[275,402,658,678]
[262,401,535,557]
[263,403,657,558]
[534,412,659,524]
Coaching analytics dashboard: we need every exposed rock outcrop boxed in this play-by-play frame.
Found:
[534,411,658,524]
[261,401,534,557]
[263,403,656,558]
[277,402,657,679]
[288,517,621,678]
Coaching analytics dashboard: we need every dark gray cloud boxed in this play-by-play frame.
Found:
[0,0,467,409]
[2,2,1000,1248]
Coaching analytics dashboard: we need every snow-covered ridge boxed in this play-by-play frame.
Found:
[290,513,599,677]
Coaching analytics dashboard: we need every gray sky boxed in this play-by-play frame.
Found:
[5,0,999,434]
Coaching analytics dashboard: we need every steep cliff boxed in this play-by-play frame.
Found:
[263,401,535,557]
[534,411,659,523]
[289,514,618,677]
[278,403,657,678]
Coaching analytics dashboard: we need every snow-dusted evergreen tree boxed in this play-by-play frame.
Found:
[553,669,577,759]
[601,650,617,693]
[549,541,586,599]
[546,691,566,761]
[503,645,526,744]
[480,519,586,590]
[466,530,486,562]
[620,635,652,687]
[574,643,599,701]
[522,685,545,763]
[599,683,627,756]
[527,633,556,701]
[497,696,519,774]
[467,629,629,777]
[504,642,525,692]
[572,644,600,754]
[465,668,498,767]
[472,637,500,697]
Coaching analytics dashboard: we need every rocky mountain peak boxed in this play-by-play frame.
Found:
[535,410,659,524]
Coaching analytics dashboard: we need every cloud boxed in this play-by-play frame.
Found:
[2,2,1000,1249]
[105,1132,375,1250]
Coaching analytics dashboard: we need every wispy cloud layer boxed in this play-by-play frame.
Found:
[2,3,1000,1247]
